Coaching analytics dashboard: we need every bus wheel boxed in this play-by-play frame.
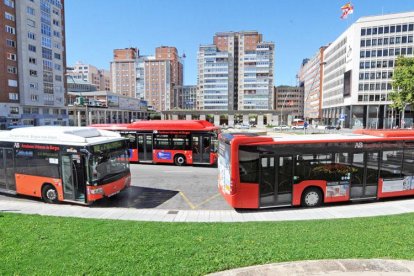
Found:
[174,155,186,166]
[42,184,59,204]
[301,187,322,207]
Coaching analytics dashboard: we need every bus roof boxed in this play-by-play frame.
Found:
[91,120,218,132]
[0,126,123,145]
[223,130,414,146]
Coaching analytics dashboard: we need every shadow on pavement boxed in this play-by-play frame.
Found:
[92,186,179,209]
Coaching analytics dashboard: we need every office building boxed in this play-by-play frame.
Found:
[322,11,414,129]
[197,31,274,111]
[172,85,197,110]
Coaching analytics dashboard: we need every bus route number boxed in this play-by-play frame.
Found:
[355,142,363,149]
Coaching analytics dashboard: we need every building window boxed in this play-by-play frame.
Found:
[8,79,17,87]
[54,53,61,60]
[6,39,15,47]
[5,25,15,34]
[28,32,36,40]
[5,11,14,21]
[29,70,37,77]
[29,57,36,64]
[10,107,19,114]
[8,93,18,100]
[27,6,35,15]
[28,44,36,52]
[29,83,38,89]
[7,53,16,61]
[7,66,17,74]
[4,0,14,8]
[27,19,35,27]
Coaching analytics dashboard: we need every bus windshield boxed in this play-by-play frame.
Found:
[90,149,129,183]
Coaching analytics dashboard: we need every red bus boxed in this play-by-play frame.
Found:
[0,126,131,204]
[91,120,219,166]
[218,130,414,209]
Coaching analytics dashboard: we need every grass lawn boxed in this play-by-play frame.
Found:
[1,212,414,275]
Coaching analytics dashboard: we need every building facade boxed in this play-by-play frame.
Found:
[197,31,274,111]
[0,0,67,128]
[274,86,304,125]
[67,61,110,91]
[110,48,137,98]
[322,11,414,129]
[172,85,197,110]
[297,46,327,124]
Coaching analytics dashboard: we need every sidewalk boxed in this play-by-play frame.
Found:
[1,197,414,222]
[209,259,414,275]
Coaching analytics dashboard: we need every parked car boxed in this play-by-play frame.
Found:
[273,125,290,130]
[291,125,305,130]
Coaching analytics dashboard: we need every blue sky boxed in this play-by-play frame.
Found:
[65,0,414,86]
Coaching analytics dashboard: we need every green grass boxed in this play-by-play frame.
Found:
[1,212,414,275]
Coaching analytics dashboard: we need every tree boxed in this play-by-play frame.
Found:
[389,56,414,127]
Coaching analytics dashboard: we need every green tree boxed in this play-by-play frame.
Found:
[389,56,414,127]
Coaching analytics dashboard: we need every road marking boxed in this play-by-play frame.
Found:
[195,193,221,209]
[179,191,196,209]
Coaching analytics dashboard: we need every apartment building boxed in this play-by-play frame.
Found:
[0,0,67,128]
[322,11,414,129]
[68,61,110,91]
[142,46,183,112]
[110,47,137,98]
[297,46,327,124]
[197,31,274,111]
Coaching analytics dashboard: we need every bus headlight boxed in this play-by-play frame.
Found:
[90,188,104,195]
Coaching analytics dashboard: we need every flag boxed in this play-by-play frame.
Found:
[340,2,354,19]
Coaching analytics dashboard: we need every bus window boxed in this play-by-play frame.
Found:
[381,149,403,179]
[172,134,190,150]
[402,145,414,177]
[239,148,259,183]
[154,134,170,150]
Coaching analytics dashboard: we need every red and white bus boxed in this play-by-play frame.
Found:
[218,129,414,209]
[91,120,219,166]
[0,126,131,204]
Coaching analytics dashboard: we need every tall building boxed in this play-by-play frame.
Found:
[68,61,111,91]
[274,86,304,124]
[322,11,414,129]
[143,46,183,111]
[297,46,327,124]
[197,31,274,111]
[110,48,137,98]
[0,0,67,128]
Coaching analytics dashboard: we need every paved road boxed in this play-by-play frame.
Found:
[0,163,231,210]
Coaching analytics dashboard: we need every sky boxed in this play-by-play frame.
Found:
[65,0,414,86]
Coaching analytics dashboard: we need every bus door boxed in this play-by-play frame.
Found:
[0,148,16,192]
[61,154,86,202]
[192,134,211,164]
[137,133,153,162]
[350,151,380,199]
[259,155,293,207]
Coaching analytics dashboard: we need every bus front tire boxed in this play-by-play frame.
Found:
[301,187,323,207]
[42,184,59,204]
[174,155,186,166]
